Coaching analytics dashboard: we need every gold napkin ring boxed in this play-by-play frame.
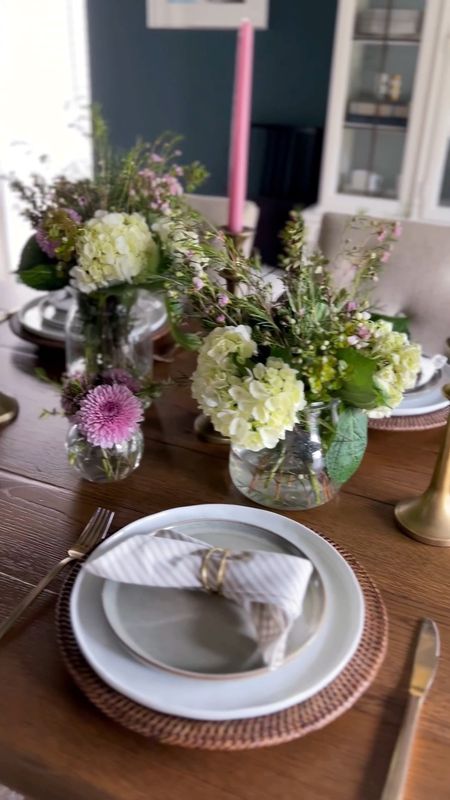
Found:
[216,548,231,593]
[200,547,231,594]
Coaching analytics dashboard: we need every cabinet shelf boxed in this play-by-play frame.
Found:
[339,186,396,199]
[353,35,420,46]
[344,120,407,132]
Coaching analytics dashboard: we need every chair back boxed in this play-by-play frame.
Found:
[185,194,259,256]
[318,212,450,355]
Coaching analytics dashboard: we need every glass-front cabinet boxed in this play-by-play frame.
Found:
[305,0,450,233]
[418,0,450,222]
[340,0,424,201]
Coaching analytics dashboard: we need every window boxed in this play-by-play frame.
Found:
[0,0,91,275]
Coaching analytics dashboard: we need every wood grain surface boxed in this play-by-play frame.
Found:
[0,282,449,799]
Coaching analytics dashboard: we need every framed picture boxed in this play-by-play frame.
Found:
[146,0,269,30]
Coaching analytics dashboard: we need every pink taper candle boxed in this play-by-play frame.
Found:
[227,19,254,234]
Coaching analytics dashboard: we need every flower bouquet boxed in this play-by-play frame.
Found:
[160,212,421,509]
[11,110,208,377]
[59,369,159,482]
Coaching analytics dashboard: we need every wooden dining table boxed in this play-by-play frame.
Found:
[0,279,449,800]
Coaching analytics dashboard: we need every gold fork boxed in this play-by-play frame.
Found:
[0,506,114,642]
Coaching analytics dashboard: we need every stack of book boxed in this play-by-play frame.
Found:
[356,9,422,38]
[347,100,409,127]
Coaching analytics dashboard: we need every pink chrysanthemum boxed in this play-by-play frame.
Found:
[77,384,143,448]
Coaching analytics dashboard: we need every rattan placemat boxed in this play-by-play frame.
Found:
[56,539,388,750]
[369,406,449,431]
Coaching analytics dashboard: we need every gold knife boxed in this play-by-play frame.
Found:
[381,618,440,800]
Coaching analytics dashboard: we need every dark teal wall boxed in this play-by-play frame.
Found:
[87,0,337,195]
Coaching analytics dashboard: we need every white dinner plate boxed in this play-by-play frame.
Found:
[392,359,450,417]
[70,504,365,721]
[18,295,66,342]
[101,519,325,680]
[18,291,167,343]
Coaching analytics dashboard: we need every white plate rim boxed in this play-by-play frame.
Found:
[70,504,365,721]
[18,293,169,342]
[18,296,65,342]
[392,362,450,416]
[414,355,438,389]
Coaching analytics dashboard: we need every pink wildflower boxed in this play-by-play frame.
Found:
[216,314,226,324]
[218,293,229,307]
[166,175,183,196]
[393,221,402,238]
[357,325,371,340]
[193,277,204,290]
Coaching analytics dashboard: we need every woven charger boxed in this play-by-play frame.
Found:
[56,538,388,750]
[369,406,449,431]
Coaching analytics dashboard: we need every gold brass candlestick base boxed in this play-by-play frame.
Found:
[395,493,450,546]
[194,413,230,445]
[220,226,255,258]
[395,383,450,546]
[0,392,19,426]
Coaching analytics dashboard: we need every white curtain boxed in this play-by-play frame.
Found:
[0,0,92,275]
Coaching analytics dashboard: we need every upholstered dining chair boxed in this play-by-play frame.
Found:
[318,212,450,356]
[185,194,259,257]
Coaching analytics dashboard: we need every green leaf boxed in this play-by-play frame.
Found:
[134,275,167,292]
[315,301,329,322]
[170,326,202,351]
[39,408,60,419]
[338,347,385,409]
[370,311,410,335]
[268,345,292,363]
[18,263,67,291]
[18,235,68,291]
[165,298,201,351]
[325,408,368,484]
[18,235,53,272]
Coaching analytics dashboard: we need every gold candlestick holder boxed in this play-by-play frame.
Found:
[0,392,19,426]
[194,413,229,444]
[222,226,255,256]
[395,384,450,545]
[194,225,255,444]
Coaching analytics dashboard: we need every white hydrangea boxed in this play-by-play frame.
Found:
[153,217,208,276]
[71,211,158,293]
[151,217,175,244]
[192,326,306,450]
[366,320,421,418]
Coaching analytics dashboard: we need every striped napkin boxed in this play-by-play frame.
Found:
[85,528,314,670]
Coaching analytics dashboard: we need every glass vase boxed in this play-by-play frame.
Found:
[65,287,156,379]
[66,423,144,483]
[229,402,341,510]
